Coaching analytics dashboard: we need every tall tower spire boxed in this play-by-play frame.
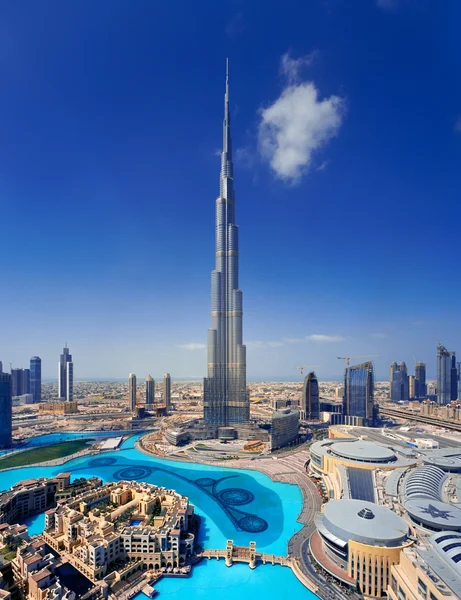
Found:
[203,61,249,428]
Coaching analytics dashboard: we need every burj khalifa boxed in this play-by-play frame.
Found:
[203,61,249,427]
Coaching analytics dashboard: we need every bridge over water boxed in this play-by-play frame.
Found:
[200,541,290,569]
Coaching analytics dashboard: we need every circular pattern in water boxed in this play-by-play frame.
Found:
[195,477,216,487]
[114,466,153,480]
[238,515,268,533]
[88,457,118,467]
[218,488,254,506]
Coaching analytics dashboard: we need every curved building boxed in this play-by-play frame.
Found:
[301,371,319,420]
[311,499,411,597]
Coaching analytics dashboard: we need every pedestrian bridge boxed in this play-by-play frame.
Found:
[200,541,290,569]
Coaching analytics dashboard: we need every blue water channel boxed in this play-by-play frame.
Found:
[0,433,318,599]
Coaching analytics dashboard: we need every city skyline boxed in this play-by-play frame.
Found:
[1,2,460,379]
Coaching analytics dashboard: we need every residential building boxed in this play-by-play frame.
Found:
[409,375,415,399]
[58,345,73,401]
[415,362,426,398]
[11,368,30,397]
[437,345,452,405]
[270,409,299,450]
[390,361,409,401]
[301,371,319,420]
[129,373,137,412]
[163,373,171,411]
[203,61,249,427]
[342,361,375,426]
[30,356,41,404]
[450,352,458,401]
[146,375,155,406]
[0,373,12,448]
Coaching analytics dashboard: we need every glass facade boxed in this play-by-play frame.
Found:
[437,345,452,406]
[302,371,319,420]
[390,362,409,401]
[0,373,12,448]
[415,362,426,398]
[59,345,73,401]
[343,361,375,426]
[30,356,41,403]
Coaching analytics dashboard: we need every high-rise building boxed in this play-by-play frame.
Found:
[163,373,171,412]
[203,61,249,427]
[415,362,426,398]
[389,361,398,387]
[0,373,12,448]
[0,361,2,373]
[458,362,461,401]
[129,373,137,412]
[11,368,30,397]
[343,361,375,426]
[390,361,409,401]
[437,344,452,406]
[450,351,458,401]
[58,345,73,401]
[30,356,42,404]
[301,371,319,420]
[409,375,415,399]
[146,376,155,406]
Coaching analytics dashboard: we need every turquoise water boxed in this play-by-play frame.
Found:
[0,433,317,598]
[20,512,46,536]
[133,561,315,600]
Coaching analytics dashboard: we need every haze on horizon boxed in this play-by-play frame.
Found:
[1,1,460,382]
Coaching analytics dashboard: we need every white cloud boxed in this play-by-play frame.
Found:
[177,343,206,351]
[247,340,284,348]
[280,51,318,84]
[371,333,388,339]
[258,73,345,182]
[316,159,329,172]
[284,334,345,343]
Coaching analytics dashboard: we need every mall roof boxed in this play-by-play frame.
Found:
[403,465,447,501]
[319,499,409,547]
[330,440,396,463]
[404,498,461,532]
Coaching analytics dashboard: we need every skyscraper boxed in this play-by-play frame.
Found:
[409,375,415,399]
[390,361,409,401]
[163,373,171,412]
[437,344,452,406]
[0,373,12,448]
[415,362,426,398]
[343,361,375,426]
[129,373,137,412]
[203,61,249,428]
[301,371,319,420]
[146,376,155,406]
[450,352,458,401]
[0,361,2,373]
[30,356,42,404]
[11,368,30,397]
[58,345,73,401]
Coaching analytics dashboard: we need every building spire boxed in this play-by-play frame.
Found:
[223,58,231,156]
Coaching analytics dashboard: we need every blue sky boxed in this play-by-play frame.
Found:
[1,0,460,381]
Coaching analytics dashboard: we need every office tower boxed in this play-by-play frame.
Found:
[389,361,397,387]
[301,371,319,420]
[146,376,155,406]
[343,361,375,426]
[458,362,461,401]
[0,361,2,373]
[409,375,415,399]
[415,362,426,398]
[437,344,452,406]
[129,373,137,412]
[450,352,458,401]
[30,356,42,403]
[58,345,73,401]
[163,373,171,411]
[390,361,409,401]
[11,368,29,397]
[203,61,249,427]
[0,373,12,448]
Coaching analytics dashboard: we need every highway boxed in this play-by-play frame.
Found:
[380,407,461,433]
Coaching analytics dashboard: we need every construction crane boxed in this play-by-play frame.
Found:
[295,365,321,377]
[337,355,378,367]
